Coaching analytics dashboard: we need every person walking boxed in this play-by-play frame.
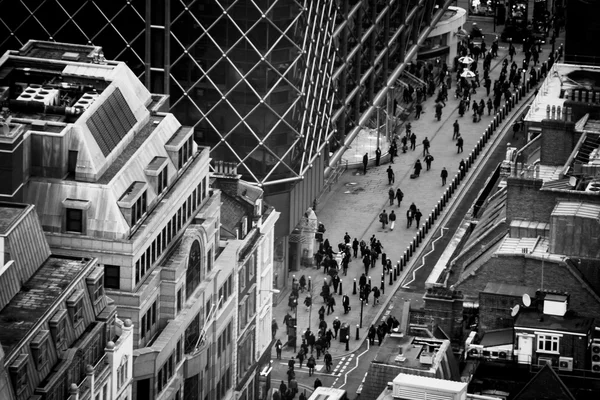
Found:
[307,355,316,376]
[333,317,341,338]
[362,153,368,174]
[424,154,434,171]
[395,188,404,206]
[324,351,333,372]
[422,137,430,156]
[379,209,388,229]
[387,165,395,185]
[342,293,350,313]
[487,98,493,116]
[415,209,423,228]
[441,167,448,186]
[453,120,459,140]
[272,318,279,339]
[297,348,305,368]
[410,132,417,150]
[375,147,381,166]
[456,135,464,153]
[352,238,359,258]
[406,208,414,228]
[413,159,422,177]
[388,187,395,205]
[459,159,466,177]
[368,325,376,345]
[389,210,397,230]
[326,294,336,315]
[415,102,423,119]
[314,378,322,390]
[276,339,283,359]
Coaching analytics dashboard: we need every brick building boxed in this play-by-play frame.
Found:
[0,40,279,400]
[0,202,133,400]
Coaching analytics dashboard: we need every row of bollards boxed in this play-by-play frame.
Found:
[392,44,562,289]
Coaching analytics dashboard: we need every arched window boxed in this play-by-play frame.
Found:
[186,240,202,299]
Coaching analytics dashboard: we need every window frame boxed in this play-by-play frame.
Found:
[537,334,560,353]
[104,265,120,289]
[67,290,85,328]
[66,208,84,233]
[31,330,50,370]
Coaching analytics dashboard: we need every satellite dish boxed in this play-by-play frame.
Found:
[522,293,531,307]
[569,176,577,187]
[511,304,521,317]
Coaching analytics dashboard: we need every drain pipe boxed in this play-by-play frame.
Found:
[325,0,455,178]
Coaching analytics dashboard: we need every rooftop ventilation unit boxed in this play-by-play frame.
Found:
[72,93,99,113]
[17,86,59,106]
[585,181,600,193]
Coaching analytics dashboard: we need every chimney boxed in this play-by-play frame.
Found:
[557,106,562,120]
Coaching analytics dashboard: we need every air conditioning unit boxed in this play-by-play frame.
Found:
[538,356,553,367]
[585,181,600,193]
[72,93,99,112]
[559,357,573,371]
[467,346,482,359]
[17,85,59,106]
[591,340,600,373]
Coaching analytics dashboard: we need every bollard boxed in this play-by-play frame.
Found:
[346,336,350,351]
[339,280,343,295]
[408,244,412,257]
[396,261,400,276]
[393,267,397,281]
[414,236,419,249]
[389,270,393,285]
[353,278,357,295]
[404,250,409,264]
[356,325,360,340]
[380,275,385,294]
[400,258,404,271]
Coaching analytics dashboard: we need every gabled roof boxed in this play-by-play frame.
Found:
[513,364,575,400]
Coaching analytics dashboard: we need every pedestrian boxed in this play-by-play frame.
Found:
[401,135,408,153]
[280,381,288,395]
[372,286,381,305]
[342,293,350,314]
[326,294,336,315]
[324,351,333,372]
[333,317,341,338]
[325,329,333,348]
[410,132,416,150]
[415,102,422,119]
[389,210,396,230]
[362,153,368,174]
[276,339,283,359]
[297,348,305,368]
[304,294,312,311]
[389,143,395,164]
[415,209,422,227]
[315,338,323,359]
[487,98,493,116]
[288,357,295,371]
[272,318,279,339]
[314,378,322,390]
[368,325,376,345]
[441,167,448,186]
[307,355,316,376]
[422,137,430,156]
[375,147,381,166]
[388,187,395,205]
[512,121,520,138]
[395,188,404,206]
[352,238,359,258]
[299,391,306,400]
[379,209,388,229]
[387,165,395,184]
[424,154,434,171]
[362,254,370,275]
[453,120,459,139]
[456,135,464,153]
[332,274,340,294]
[413,159,422,177]
[318,305,325,321]
[406,208,414,228]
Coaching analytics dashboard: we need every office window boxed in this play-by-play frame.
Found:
[118,355,128,389]
[239,266,246,290]
[67,291,84,327]
[176,339,182,363]
[537,334,559,352]
[207,249,213,273]
[177,288,183,314]
[66,208,83,233]
[186,240,202,300]
[104,265,120,289]
[158,167,168,194]
[131,191,148,226]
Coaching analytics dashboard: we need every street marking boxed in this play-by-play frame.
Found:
[402,226,448,288]
[337,343,370,389]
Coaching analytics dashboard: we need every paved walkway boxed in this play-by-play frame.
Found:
[271,18,564,370]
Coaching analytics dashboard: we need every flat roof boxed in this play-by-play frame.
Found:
[374,335,445,371]
[479,329,514,347]
[515,309,594,334]
[393,372,467,392]
[483,283,537,298]
[0,203,29,234]
[0,255,93,357]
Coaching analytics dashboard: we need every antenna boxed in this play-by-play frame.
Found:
[522,293,531,307]
[511,304,520,317]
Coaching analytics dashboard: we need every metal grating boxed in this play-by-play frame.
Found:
[86,87,136,156]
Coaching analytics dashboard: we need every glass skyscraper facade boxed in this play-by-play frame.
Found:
[0,0,450,286]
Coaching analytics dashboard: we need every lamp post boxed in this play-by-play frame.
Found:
[294,298,298,352]
[307,277,313,332]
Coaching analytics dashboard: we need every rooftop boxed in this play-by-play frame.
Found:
[374,334,447,371]
[514,309,594,334]
[479,329,514,347]
[0,202,28,234]
[525,63,600,123]
[482,283,538,298]
[0,255,93,357]
[17,40,105,63]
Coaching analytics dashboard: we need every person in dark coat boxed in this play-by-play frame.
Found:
[368,325,376,345]
[342,294,350,314]
[296,349,305,368]
[326,295,336,315]
[333,317,341,338]
[415,209,423,227]
[413,159,422,177]
[387,166,395,185]
[388,187,395,206]
[395,188,404,206]
[352,238,359,258]
[280,381,288,395]
[276,339,283,359]
[318,305,325,321]
[424,154,434,171]
[307,355,316,376]
[324,351,333,372]
[389,210,397,231]
[362,153,368,174]
[410,132,417,150]
[456,135,464,153]
[375,147,381,166]
[314,378,322,389]
[441,167,448,186]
